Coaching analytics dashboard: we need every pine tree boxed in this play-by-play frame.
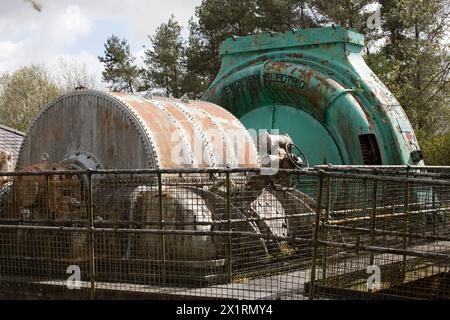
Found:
[311,0,376,30]
[256,0,318,31]
[98,35,140,93]
[183,19,212,98]
[195,0,259,81]
[143,15,185,97]
[192,0,318,82]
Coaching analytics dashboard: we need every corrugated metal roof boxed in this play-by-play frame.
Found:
[0,124,24,166]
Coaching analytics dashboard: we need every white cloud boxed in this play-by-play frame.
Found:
[0,0,202,88]
[51,5,92,47]
[0,40,103,88]
[0,41,22,62]
[133,48,146,68]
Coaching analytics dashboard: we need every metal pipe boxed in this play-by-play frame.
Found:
[1,165,450,175]
[0,168,261,176]
[318,171,450,186]
[1,221,448,244]
[316,167,450,180]
[0,223,314,244]
[318,239,450,260]
[314,165,448,170]
[3,167,450,186]
[0,212,316,227]
[325,203,450,220]
[323,224,450,242]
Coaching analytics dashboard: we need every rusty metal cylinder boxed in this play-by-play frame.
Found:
[16,90,259,170]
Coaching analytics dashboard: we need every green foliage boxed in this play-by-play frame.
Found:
[419,130,450,165]
[143,15,213,98]
[311,0,376,30]
[0,65,62,132]
[183,19,212,98]
[192,0,321,86]
[256,0,318,31]
[367,0,450,164]
[194,0,259,83]
[196,0,258,39]
[143,15,185,97]
[98,34,140,93]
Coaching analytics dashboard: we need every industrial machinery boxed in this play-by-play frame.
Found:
[0,27,434,291]
[0,90,315,285]
[203,26,424,166]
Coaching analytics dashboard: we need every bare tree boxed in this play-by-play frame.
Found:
[55,57,98,92]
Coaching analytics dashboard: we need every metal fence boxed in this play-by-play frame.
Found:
[0,166,449,300]
[309,166,450,299]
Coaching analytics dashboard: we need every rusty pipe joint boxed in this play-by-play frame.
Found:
[258,133,301,169]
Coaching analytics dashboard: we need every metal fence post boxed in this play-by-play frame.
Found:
[369,175,378,267]
[321,176,331,284]
[157,172,166,286]
[309,172,324,300]
[87,171,96,300]
[45,175,51,221]
[441,185,447,228]
[226,172,233,283]
[402,177,410,279]
[432,186,436,235]
[368,174,378,295]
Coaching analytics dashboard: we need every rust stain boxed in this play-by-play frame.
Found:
[14,163,77,216]
[125,100,179,169]
[104,94,259,169]
[289,53,303,59]
[51,128,62,142]
[158,98,205,168]
[194,100,258,167]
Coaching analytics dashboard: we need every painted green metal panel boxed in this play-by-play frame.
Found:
[241,105,343,165]
[202,26,423,166]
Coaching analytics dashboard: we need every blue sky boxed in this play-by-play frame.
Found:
[0,0,202,87]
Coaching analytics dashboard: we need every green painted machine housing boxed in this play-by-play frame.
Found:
[202,26,424,166]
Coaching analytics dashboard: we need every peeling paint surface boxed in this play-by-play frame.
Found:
[203,26,422,166]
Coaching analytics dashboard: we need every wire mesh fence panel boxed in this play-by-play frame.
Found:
[73,170,315,299]
[312,170,450,300]
[0,170,91,298]
[0,167,449,300]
